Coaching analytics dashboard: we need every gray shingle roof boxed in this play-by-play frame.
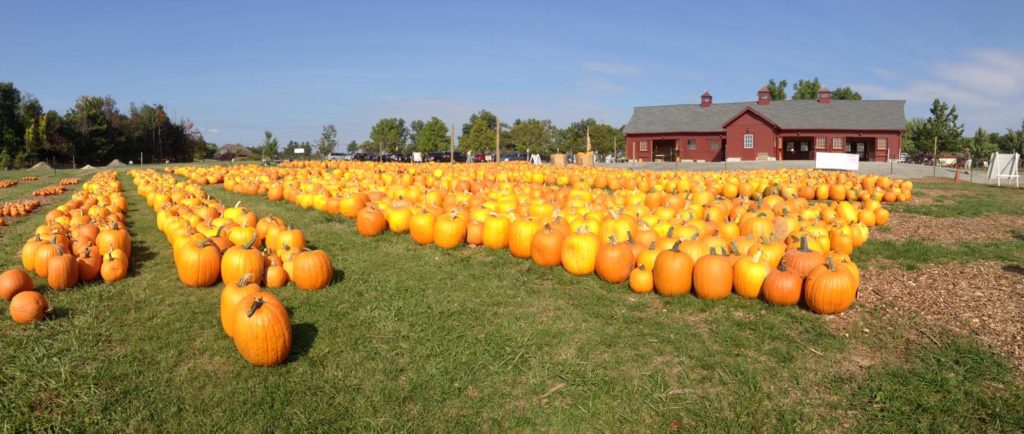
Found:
[623,100,906,134]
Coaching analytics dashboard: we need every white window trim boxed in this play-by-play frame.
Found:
[638,140,648,152]
[743,134,754,149]
[815,137,826,149]
[832,137,843,150]
[878,138,888,150]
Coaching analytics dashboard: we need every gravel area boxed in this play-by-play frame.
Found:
[857,261,1024,372]
[872,213,1024,244]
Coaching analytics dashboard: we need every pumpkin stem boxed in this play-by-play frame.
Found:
[243,233,258,249]
[799,235,810,252]
[246,297,264,318]
[778,260,789,272]
[690,233,700,241]
[237,273,252,287]
[638,263,646,271]
[670,240,682,252]
[666,227,674,238]
[648,241,656,250]
[752,250,763,263]
[626,231,634,244]
[608,235,617,245]
[826,257,836,272]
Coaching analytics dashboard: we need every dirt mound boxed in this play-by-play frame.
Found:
[106,159,125,167]
[30,162,52,170]
[80,164,96,170]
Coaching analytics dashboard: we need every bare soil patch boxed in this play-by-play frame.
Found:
[856,261,1024,372]
[872,213,1024,244]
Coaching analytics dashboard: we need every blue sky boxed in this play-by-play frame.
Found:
[2,0,1023,147]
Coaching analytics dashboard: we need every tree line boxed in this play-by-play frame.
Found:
[903,98,1024,158]
[0,82,211,169]
[765,78,862,101]
[348,110,623,157]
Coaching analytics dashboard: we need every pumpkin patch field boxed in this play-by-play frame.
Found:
[1,165,1023,432]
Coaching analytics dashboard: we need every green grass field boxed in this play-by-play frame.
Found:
[1,168,1022,432]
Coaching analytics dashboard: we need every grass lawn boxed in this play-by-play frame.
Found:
[1,168,1022,432]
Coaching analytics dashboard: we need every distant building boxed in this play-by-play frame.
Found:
[623,86,906,162]
[214,144,255,161]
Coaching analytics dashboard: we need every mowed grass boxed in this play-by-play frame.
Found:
[0,167,1019,432]
[893,181,1024,217]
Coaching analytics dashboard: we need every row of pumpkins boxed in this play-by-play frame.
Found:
[180,162,914,204]
[3,172,132,324]
[171,162,892,314]
[130,170,333,290]
[130,169,335,366]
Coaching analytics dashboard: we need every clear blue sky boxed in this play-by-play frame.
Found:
[2,0,1022,147]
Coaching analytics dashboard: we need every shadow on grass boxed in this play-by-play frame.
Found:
[127,242,158,276]
[46,306,70,321]
[287,323,318,363]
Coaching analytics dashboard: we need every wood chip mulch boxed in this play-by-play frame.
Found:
[856,261,1024,371]
[872,213,1024,244]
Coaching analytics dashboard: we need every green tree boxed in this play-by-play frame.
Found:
[346,140,359,153]
[965,127,997,160]
[507,118,558,154]
[560,119,621,155]
[998,120,1024,154]
[766,79,787,100]
[358,140,374,153]
[791,78,822,100]
[369,118,408,154]
[283,140,313,157]
[411,117,449,152]
[0,83,25,160]
[315,124,338,158]
[64,95,126,164]
[831,86,862,100]
[260,130,278,160]
[924,98,965,152]
[903,117,929,154]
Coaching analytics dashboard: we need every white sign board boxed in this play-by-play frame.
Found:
[814,152,860,171]
[412,152,423,163]
[986,153,1020,187]
[293,148,305,154]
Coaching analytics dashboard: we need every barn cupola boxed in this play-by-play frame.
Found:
[757,85,771,105]
[700,90,713,108]
[818,86,832,104]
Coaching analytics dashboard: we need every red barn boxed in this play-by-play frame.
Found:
[623,86,905,162]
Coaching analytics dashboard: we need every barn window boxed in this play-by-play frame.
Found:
[638,140,649,152]
[878,138,888,150]
[709,140,719,151]
[815,137,826,149]
[832,137,843,150]
[687,139,697,150]
[743,134,753,149]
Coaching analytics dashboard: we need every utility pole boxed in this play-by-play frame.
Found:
[450,123,455,163]
[495,117,501,162]
[932,136,938,177]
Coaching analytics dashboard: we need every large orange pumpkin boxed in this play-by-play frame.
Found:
[0,268,34,301]
[530,224,564,267]
[595,235,633,284]
[10,291,48,324]
[653,240,694,297]
[221,273,261,337]
[762,260,803,306]
[693,248,733,300]
[804,258,857,314]
[231,292,292,366]
[291,249,333,290]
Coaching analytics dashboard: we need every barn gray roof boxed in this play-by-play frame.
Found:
[623,100,906,134]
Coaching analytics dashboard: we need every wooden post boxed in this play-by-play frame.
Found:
[495,117,500,162]
[450,123,455,163]
[932,136,938,177]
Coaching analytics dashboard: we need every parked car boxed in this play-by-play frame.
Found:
[327,152,352,161]
[499,152,529,162]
